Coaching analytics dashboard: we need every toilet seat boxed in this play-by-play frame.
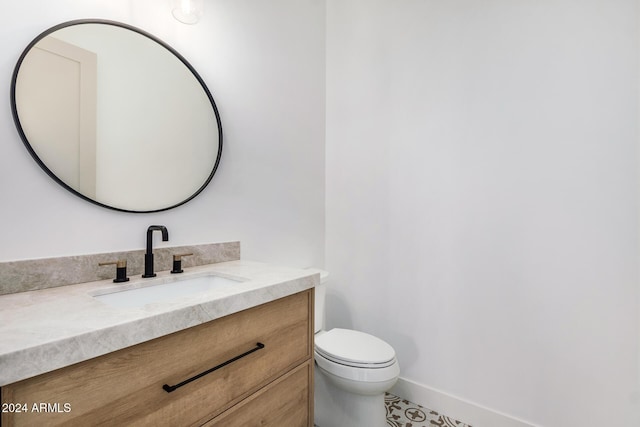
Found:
[315,328,396,368]
[314,328,400,383]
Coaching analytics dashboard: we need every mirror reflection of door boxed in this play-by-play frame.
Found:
[16,36,97,198]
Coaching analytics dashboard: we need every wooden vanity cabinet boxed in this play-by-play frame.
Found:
[1,289,314,427]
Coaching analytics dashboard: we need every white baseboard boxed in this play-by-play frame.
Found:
[390,377,538,427]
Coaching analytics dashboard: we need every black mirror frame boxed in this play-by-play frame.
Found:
[10,19,223,213]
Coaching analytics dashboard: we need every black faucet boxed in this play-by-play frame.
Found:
[143,225,169,278]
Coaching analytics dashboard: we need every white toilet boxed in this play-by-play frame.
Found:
[311,269,400,427]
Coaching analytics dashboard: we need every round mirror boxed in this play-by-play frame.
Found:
[11,20,222,213]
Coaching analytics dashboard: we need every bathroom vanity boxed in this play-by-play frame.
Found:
[0,259,317,426]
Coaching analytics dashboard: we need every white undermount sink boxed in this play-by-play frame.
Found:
[93,274,241,309]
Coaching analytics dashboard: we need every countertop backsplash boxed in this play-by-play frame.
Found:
[0,241,240,295]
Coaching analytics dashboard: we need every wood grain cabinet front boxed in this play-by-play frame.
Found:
[1,289,314,427]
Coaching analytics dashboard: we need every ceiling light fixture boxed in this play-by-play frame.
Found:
[170,0,204,25]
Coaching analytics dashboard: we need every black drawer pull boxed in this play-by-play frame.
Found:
[162,342,265,393]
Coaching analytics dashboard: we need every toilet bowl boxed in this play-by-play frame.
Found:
[309,269,400,427]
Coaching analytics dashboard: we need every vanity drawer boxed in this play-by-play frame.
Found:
[1,289,313,427]
[203,360,313,426]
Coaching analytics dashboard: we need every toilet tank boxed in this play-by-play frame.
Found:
[306,268,328,333]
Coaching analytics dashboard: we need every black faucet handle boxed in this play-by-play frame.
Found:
[98,260,130,283]
[171,253,193,274]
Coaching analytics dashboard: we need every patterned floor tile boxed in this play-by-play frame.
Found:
[385,393,472,427]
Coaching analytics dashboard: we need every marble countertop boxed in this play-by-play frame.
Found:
[0,260,318,386]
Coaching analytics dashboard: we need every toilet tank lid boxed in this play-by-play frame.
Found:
[305,268,329,283]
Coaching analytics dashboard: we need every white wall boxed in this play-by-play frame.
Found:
[0,0,325,268]
[326,1,640,426]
